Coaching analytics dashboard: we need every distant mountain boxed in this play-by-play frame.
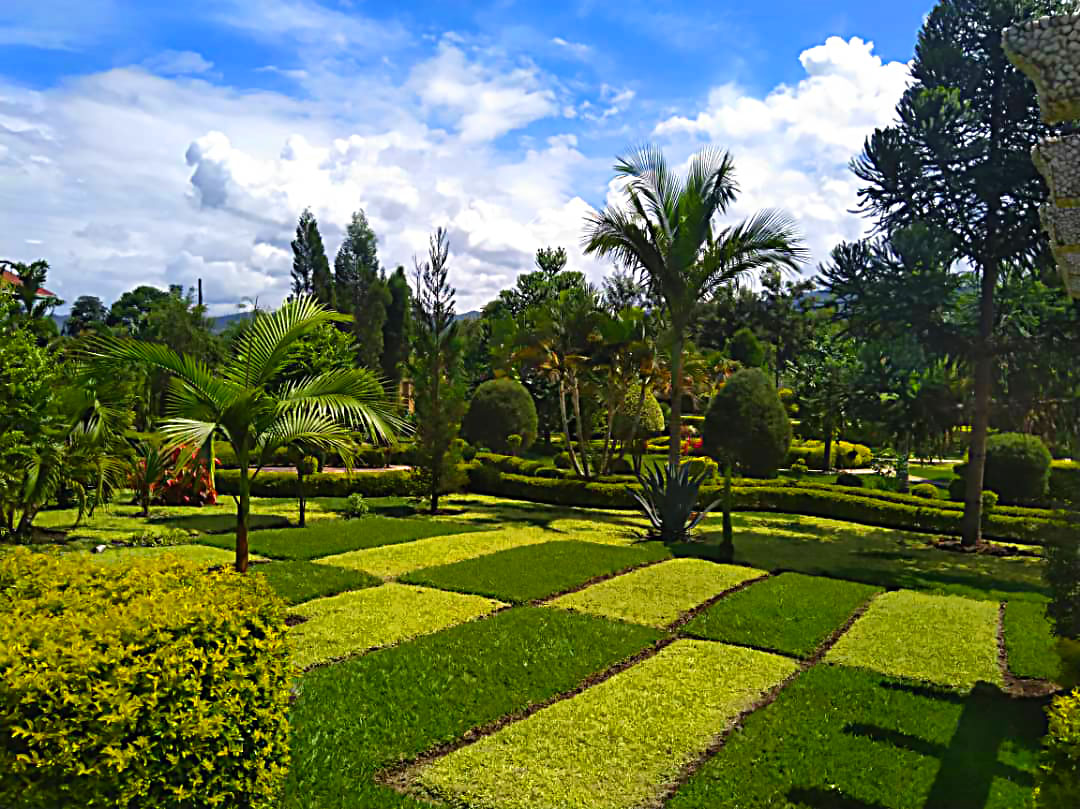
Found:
[209,310,255,334]
[454,310,480,322]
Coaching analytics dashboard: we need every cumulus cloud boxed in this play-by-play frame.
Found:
[653,36,911,263]
[144,50,214,76]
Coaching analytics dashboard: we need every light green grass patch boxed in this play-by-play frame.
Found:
[683,572,882,658]
[315,527,555,579]
[288,583,504,668]
[78,544,238,566]
[1003,600,1061,681]
[826,590,1002,689]
[415,639,798,809]
[548,558,765,627]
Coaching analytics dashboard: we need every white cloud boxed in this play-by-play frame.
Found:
[653,36,911,264]
[551,37,592,60]
[144,50,214,76]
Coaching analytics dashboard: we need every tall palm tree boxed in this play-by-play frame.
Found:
[88,296,405,572]
[585,145,808,465]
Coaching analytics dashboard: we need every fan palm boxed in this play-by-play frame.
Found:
[585,144,808,465]
[87,296,406,572]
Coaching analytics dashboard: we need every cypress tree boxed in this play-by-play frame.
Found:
[291,208,333,307]
[334,210,389,370]
[381,265,412,385]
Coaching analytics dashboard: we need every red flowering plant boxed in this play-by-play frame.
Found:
[155,445,218,507]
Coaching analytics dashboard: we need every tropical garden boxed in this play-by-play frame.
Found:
[3,1,1080,808]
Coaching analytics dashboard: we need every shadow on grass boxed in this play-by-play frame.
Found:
[791,682,1041,809]
[152,513,290,534]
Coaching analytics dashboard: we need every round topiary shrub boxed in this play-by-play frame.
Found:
[614,389,665,438]
[554,451,572,469]
[462,379,538,455]
[983,432,1053,505]
[910,482,940,500]
[836,472,864,488]
[703,368,792,478]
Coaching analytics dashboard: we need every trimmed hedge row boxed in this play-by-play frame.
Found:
[216,468,416,498]
[788,440,873,470]
[215,441,420,470]
[950,459,1080,508]
[0,549,291,809]
[465,468,1074,546]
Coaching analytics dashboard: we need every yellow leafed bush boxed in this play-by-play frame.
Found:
[0,548,291,809]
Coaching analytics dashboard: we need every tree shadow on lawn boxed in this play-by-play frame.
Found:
[670,529,1048,602]
[152,513,290,534]
[433,497,646,534]
[788,682,1042,809]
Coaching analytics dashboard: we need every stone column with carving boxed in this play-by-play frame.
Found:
[1003,13,1080,299]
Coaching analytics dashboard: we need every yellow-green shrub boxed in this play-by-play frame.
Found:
[0,549,290,809]
[1035,689,1080,808]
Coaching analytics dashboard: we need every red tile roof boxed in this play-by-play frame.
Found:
[0,269,56,297]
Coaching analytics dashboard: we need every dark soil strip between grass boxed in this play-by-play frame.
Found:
[664,571,773,633]
[995,602,1060,699]
[298,603,518,675]
[643,590,884,809]
[376,634,681,795]
[529,556,674,606]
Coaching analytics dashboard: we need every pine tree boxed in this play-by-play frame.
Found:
[409,228,466,513]
[851,0,1067,546]
[381,265,411,385]
[291,208,333,306]
[334,209,389,369]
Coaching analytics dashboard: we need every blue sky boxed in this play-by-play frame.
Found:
[0,0,926,311]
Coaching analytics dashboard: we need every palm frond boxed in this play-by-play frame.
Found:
[256,410,359,467]
[277,367,409,444]
[699,208,809,296]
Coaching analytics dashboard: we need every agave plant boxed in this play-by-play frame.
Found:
[628,461,720,543]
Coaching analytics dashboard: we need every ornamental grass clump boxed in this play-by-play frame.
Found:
[0,548,291,809]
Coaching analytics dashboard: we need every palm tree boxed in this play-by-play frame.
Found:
[584,145,808,466]
[88,296,405,572]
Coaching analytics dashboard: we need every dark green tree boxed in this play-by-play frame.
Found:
[462,378,538,454]
[334,210,389,370]
[726,326,765,368]
[64,296,108,336]
[291,208,334,307]
[851,0,1069,545]
[381,266,411,385]
[409,228,467,513]
[107,285,170,334]
[792,332,860,472]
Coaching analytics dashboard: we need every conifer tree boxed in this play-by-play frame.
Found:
[334,209,389,369]
[381,265,411,385]
[291,208,333,307]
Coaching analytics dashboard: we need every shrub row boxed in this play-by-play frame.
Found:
[787,440,873,470]
[466,468,1074,546]
[216,468,416,498]
[215,441,420,470]
[0,549,290,809]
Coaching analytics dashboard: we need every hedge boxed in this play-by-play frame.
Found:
[0,549,290,809]
[951,459,1080,508]
[215,441,419,470]
[465,468,1074,546]
[787,440,873,469]
[216,468,416,498]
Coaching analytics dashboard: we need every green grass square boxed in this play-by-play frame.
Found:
[1003,600,1061,681]
[255,560,380,605]
[683,572,882,658]
[401,540,670,602]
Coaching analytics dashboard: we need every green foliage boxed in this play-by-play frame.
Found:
[726,326,766,367]
[291,207,334,307]
[402,539,670,603]
[284,607,661,808]
[288,583,503,669]
[506,432,523,455]
[826,590,1002,689]
[0,549,290,809]
[1036,690,1080,808]
[417,640,797,809]
[613,388,664,438]
[549,558,764,628]
[554,450,572,469]
[668,664,1046,809]
[684,572,881,658]
[789,458,808,479]
[836,472,864,488]
[1003,600,1061,682]
[380,266,411,384]
[257,560,380,605]
[979,432,1054,505]
[1045,529,1080,640]
[789,439,873,469]
[982,490,1000,511]
[194,515,480,560]
[629,461,722,542]
[342,492,369,518]
[334,209,390,370]
[462,378,539,454]
[215,468,416,500]
[704,368,791,478]
[911,482,940,499]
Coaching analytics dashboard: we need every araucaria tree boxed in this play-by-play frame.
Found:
[89,296,403,572]
[851,0,1068,545]
[409,228,467,513]
[585,145,807,466]
[291,208,334,307]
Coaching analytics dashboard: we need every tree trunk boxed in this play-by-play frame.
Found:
[961,257,998,547]
[235,465,250,573]
[297,468,306,528]
[896,433,911,494]
[570,373,591,480]
[599,391,621,477]
[721,459,734,558]
[668,332,685,468]
[627,376,649,475]
[557,377,581,475]
[822,417,834,473]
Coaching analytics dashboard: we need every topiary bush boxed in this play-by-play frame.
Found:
[787,440,872,470]
[726,326,765,368]
[0,549,290,809]
[1034,689,1080,808]
[910,482,940,500]
[703,368,791,478]
[554,451,573,470]
[952,433,1053,506]
[462,379,538,455]
[613,389,665,438]
[836,472,864,488]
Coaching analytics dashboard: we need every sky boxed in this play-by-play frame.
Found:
[0,0,930,313]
